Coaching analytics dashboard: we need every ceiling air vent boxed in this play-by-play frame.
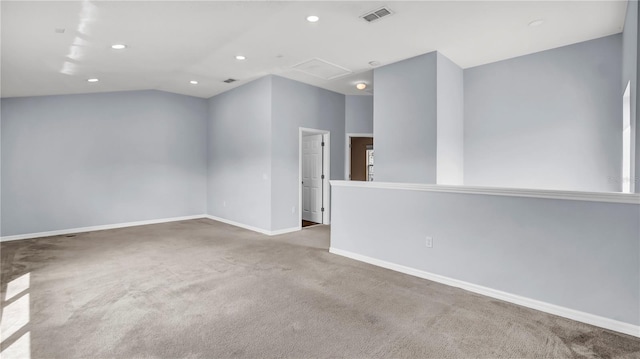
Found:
[361,6,393,23]
[223,78,237,84]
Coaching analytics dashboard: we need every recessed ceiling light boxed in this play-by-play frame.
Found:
[235,55,246,60]
[368,61,381,67]
[190,80,198,85]
[54,28,65,34]
[87,78,99,83]
[306,15,319,23]
[356,83,367,90]
[528,19,545,27]
[111,44,127,50]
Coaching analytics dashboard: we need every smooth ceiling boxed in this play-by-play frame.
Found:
[0,1,628,99]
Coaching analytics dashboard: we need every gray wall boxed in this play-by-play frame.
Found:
[330,183,640,326]
[464,34,623,192]
[623,0,639,193]
[2,75,344,236]
[374,52,438,183]
[271,76,345,231]
[1,90,208,236]
[436,53,464,185]
[637,0,640,195]
[207,77,273,231]
[345,95,373,134]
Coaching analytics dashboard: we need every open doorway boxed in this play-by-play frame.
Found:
[346,133,374,181]
[299,128,330,228]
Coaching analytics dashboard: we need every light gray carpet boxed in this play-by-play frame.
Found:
[1,219,639,358]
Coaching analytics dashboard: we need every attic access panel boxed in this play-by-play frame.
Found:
[292,58,352,80]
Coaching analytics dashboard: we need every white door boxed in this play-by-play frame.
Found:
[302,134,323,223]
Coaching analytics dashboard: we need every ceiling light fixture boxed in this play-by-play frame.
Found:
[111,44,127,50]
[87,78,99,83]
[235,55,246,60]
[190,80,198,85]
[368,61,381,67]
[528,19,545,27]
[306,15,319,23]
[356,83,367,90]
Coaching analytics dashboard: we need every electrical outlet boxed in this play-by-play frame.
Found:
[426,236,433,248]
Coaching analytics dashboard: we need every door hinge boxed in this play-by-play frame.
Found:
[321,207,325,212]
[321,142,325,147]
[321,174,325,179]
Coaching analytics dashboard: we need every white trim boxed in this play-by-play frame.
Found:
[270,226,301,236]
[205,215,271,235]
[345,133,374,181]
[329,247,640,338]
[330,180,640,205]
[204,215,299,236]
[0,214,208,242]
[623,81,632,193]
[299,127,331,226]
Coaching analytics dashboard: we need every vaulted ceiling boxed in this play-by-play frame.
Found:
[1,0,628,99]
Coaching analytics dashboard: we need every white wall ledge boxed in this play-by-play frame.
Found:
[330,181,640,205]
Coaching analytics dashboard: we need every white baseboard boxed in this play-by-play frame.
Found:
[270,226,301,236]
[204,215,299,236]
[1,214,301,242]
[0,215,208,242]
[329,247,640,338]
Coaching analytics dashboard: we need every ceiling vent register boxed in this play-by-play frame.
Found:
[223,78,237,83]
[361,7,393,23]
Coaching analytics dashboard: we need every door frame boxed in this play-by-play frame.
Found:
[299,127,331,226]
[345,133,373,181]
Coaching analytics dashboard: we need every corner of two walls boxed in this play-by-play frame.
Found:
[373,52,438,183]
[372,51,464,185]
[206,76,273,231]
[206,75,346,233]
